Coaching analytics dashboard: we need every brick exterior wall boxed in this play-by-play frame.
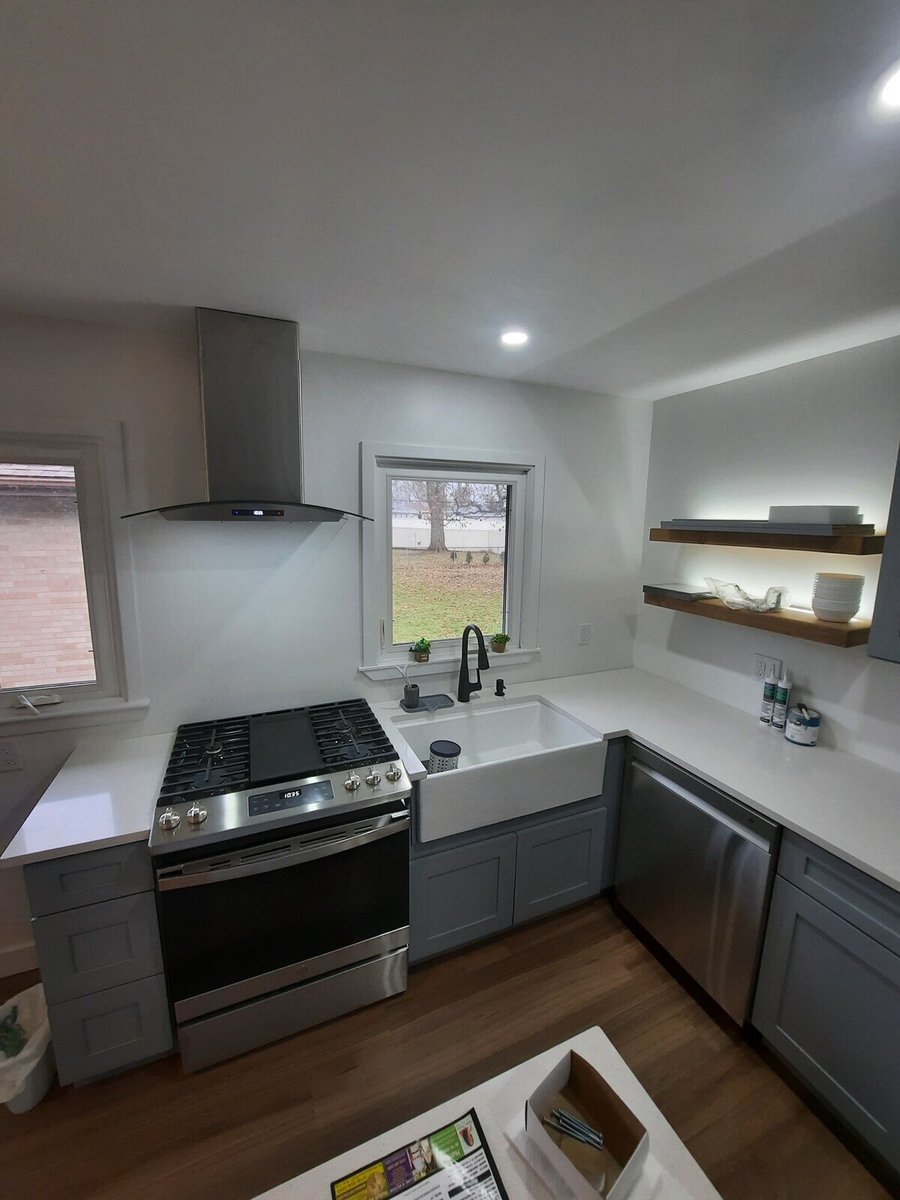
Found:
[1,478,96,690]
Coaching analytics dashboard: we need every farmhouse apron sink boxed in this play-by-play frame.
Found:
[388,696,607,842]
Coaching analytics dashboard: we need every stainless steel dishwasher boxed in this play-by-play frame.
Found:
[615,745,779,1024]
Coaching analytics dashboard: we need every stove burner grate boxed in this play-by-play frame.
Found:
[157,698,398,807]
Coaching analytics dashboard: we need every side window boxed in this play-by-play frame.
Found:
[361,446,543,668]
[1,463,97,691]
[0,436,126,708]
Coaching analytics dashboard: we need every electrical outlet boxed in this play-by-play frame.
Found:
[0,742,20,772]
[578,623,591,645]
[754,654,782,681]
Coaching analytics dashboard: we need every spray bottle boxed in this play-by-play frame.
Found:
[771,669,791,731]
[759,666,778,724]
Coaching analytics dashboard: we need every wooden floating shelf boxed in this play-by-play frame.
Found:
[649,528,884,555]
[643,595,871,647]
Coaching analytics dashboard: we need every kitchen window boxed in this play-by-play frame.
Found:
[361,444,544,672]
[0,425,133,713]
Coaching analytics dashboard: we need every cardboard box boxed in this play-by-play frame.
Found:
[523,1051,649,1199]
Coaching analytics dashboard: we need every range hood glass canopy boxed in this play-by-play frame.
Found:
[123,308,369,523]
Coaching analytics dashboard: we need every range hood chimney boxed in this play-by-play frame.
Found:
[123,308,369,523]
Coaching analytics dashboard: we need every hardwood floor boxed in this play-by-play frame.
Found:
[1,900,892,1200]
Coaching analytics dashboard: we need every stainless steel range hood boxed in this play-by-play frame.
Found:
[123,308,369,523]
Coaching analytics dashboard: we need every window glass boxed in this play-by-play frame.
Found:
[361,444,543,669]
[390,478,510,645]
[0,462,97,690]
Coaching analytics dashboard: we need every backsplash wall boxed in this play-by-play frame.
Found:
[0,312,652,839]
[635,334,900,772]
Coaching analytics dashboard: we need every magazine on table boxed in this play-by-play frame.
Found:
[330,1108,508,1200]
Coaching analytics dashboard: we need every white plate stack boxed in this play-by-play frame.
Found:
[811,573,864,623]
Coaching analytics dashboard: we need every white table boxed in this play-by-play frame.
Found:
[256,1027,722,1199]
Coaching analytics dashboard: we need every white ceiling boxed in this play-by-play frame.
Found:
[2,0,900,399]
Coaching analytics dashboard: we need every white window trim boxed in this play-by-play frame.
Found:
[359,442,544,676]
[0,417,146,730]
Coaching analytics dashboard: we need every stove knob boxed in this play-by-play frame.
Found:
[385,762,402,783]
[186,802,208,825]
[344,772,362,792]
[365,770,382,787]
[158,807,181,831]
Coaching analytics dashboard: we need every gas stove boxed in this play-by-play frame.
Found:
[149,697,411,853]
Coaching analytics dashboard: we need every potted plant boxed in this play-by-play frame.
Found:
[490,632,511,653]
[409,637,432,663]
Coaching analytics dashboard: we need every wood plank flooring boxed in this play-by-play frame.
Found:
[1,900,892,1200]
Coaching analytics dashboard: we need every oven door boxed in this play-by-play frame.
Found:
[155,802,410,1023]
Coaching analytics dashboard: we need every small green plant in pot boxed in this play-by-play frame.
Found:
[409,637,432,663]
[490,632,511,653]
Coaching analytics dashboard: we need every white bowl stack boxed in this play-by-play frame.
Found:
[811,573,864,623]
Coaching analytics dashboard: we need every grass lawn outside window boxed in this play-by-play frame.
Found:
[392,549,504,644]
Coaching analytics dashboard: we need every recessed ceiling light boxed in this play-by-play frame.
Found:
[500,329,529,348]
[878,64,900,108]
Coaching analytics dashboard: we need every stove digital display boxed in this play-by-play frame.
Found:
[232,508,285,519]
[248,779,334,818]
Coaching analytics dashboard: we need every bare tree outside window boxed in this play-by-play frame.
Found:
[390,478,510,644]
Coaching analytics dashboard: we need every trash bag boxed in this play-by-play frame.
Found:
[0,983,55,1112]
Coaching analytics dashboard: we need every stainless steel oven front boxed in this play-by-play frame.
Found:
[154,798,410,1072]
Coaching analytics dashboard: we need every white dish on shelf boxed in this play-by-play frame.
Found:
[812,572,863,621]
[811,600,860,623]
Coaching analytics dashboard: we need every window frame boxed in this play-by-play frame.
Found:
[360,442,544,671]
[0,420,136,713]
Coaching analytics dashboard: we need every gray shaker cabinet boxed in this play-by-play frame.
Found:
[24,840,154,917]
[513,807,607,924]
[23,841,172,1085]
[409,738,623,964]
[753,834,900,1174]
[50,974,173,1087]
[31,891,165,1006]
[409,833,517,962]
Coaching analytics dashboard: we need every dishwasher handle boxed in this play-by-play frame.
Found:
[631,760,775,853]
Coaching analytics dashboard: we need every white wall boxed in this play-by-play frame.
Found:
[0,313,204,970]
[635,335,900,771]
[0,315,652,970]
[129,351,652,725]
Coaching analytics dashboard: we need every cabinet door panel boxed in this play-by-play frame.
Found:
[32,891,164,1005]
[753,876,900,1172]
[409,834,516,963]
[25,841,153,916]
[50,974,173,1085]
[779,832,900,957]
[514,808,606,924]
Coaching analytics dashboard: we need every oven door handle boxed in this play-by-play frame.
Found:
[156,815,409,891]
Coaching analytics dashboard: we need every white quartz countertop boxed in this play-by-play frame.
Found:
[377,668,900,893]
[3,669,899,893]
[256,1025,721,1200]
[1,733,173,866]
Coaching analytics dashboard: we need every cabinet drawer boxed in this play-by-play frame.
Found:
[25,841,154,916]
[514,808,607,924]
[50,974,173,1086]
[32,892,164,1005]
[409,833,516,963]
[778,832,900,957]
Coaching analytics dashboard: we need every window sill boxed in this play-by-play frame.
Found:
[0,697,151,736]
[359,647,541,682]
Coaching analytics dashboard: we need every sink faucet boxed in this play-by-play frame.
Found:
[458,624,490,702]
